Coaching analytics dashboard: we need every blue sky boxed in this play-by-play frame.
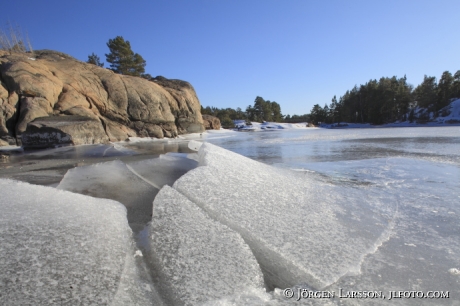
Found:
[4,0,460,116]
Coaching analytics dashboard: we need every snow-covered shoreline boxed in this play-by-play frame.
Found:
[231,98,460,131]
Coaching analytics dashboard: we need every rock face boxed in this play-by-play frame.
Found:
[202,114,221,130]
[21,116,109,148]
[0,50,204,147]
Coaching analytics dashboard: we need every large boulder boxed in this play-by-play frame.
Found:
[0,50,205,147]
[152,76,204,134]
[202,114,221,130]
[21,115,109,149]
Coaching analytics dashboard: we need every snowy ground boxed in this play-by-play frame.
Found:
[231,98,460,130]
[234,120,310,131]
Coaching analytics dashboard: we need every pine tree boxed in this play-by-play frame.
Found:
[105,36,146,76]
[453,70,460,99]
[253,96,266,121]
[87,52,104,67]
[310,104,326,125]
[270,101,283,122]
[437,71,454,109]
[414,75,437,109]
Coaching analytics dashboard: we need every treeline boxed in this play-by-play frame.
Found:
[246,96,283,122]
[309,70,460,125]
[284,114,310,123]
[201,96,284,127]
[201,106,246,128]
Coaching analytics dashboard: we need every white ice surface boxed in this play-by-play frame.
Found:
[300,157,460,304]
[112,248,164,306]
[149,186,266,306]
[173,142,398,290]
[0,179,133,305]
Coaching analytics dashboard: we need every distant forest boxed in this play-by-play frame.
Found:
[204,70,460,126]
[201,96,285,128]
[310,70,460,125]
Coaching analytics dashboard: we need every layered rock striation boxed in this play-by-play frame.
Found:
[0,50,204,148]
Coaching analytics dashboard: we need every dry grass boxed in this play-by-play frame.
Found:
[0,22,33,54]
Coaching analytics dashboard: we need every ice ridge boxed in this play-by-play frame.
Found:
[173,142,398,290]
[148,185,266,306]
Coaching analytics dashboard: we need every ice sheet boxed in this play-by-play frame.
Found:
[127,155,197,189]
[57,160,158,230]
[149,186,265,306]
[303,158,460,305]
[23,143,135,159]
[173,142,398,290]
[0,179,132,305]
[112,248,164,306]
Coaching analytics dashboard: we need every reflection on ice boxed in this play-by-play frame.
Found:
[22,143,135,159]
[57,160,159,231]
[127,155,197,189]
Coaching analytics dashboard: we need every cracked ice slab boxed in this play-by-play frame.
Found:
[127,154,198,189]
[173,142,398,290]
[57,159,158,230]
[149,186,266,306]
[0,179,132,305]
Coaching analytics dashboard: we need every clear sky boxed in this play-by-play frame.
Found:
[4,0,460,116]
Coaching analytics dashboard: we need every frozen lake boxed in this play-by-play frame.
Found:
[0,126,459,305]
[204,127,460,304]
[203,126,460,166]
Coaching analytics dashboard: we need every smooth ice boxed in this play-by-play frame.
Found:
[301,157,460,305]
[57,156,198,232]
[0,179,136,305]
[149,186,266,306]
[173,142,398,290]
[57,159,158,231]
[127,154,197,189]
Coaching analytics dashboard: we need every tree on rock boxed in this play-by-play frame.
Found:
[105,36,146,76]
[87,52,104,67]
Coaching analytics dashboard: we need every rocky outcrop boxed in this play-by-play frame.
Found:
[202,114,221,130]
[0,50,204,147]
[21,116,109,149]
